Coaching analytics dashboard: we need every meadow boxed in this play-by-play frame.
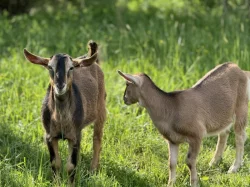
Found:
[1,1,250,186]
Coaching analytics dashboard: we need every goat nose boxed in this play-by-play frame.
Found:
[56,83,65,90]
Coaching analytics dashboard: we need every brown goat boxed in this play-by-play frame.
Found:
[118,63,249,187]
[23,42,106,186]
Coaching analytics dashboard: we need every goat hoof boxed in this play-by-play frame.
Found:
[167,181,174,187]
[90,161,99,172]
[68,181,75,187]
[209,159,216,167]
[190,182,199,187]
[228,166,238,173]
[209,157,222,167]
[90,167,97,173]
[190,181,200,187]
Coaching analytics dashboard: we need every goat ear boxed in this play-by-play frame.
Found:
[74,41,98,59]
[73,52,98,67]
[117,70,140,86]
[87,40,98,56]
[23,49,49,67]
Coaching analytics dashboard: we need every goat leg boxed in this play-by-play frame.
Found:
[228,129,246,173]
[228,105,248,173]
[46,137,61,178]
[67,139,80,186]
[209,129,230,166]
[228,131,245,173]
[167,141,179,186]
[90,119,104,171]
[186,138,201,187]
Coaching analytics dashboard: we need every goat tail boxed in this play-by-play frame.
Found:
[244,71,250,100]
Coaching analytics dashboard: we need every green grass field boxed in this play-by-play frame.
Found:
[1,1,250,186]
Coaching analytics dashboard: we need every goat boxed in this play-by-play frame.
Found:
[23,41,106,186]
[118,62,249,187]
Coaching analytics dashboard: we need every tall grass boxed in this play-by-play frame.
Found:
[0,2,250,186]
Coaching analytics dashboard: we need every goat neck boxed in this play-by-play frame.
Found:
[139,79,176,121]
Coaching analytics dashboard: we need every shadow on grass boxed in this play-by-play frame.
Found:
[0,122,51,187]
[77,153,154,187]
[105,160,153,187]
[0,121,153,187]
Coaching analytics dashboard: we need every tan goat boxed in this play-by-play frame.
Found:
[23,41,106,186]
[118,63,249,187]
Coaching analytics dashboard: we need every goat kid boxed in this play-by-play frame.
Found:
[118,63,249,187]
[23,42,106,186]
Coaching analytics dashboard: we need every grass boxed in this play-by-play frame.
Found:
[1,1,250,186]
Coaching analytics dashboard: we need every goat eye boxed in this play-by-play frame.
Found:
[47,66,54,77]
[69,67,74,71]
